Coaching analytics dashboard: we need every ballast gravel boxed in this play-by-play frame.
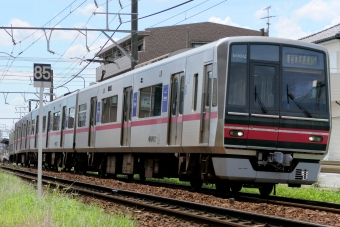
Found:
[28,169,340,227]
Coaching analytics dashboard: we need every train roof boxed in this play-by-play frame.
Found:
[81,36,328,93]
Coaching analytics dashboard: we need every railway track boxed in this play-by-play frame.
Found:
[0,165,333,227]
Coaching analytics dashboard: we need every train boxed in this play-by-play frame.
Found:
[9,36,331,196]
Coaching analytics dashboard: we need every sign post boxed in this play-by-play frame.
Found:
[33,63,51,201]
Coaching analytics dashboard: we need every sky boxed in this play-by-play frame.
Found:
[1,0,340,138]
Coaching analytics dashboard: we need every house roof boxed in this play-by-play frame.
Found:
[96,22,264,56]
[299,23,340,43]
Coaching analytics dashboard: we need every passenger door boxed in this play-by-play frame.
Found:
[168,72,185,146]
[121,87,133,146]
[248,63,280,148]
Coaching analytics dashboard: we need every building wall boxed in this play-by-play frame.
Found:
[318,39,340,160]
[138,22,263,63]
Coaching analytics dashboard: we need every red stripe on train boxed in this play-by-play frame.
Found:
[224,123,329,144]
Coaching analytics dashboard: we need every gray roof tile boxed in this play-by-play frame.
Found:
[299,23,340,43]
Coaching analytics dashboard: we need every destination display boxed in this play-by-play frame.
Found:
[284,53,318,66]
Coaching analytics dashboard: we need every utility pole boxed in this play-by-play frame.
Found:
[50,70,53,102]
[131,0,138,70]
[261,6,276,37]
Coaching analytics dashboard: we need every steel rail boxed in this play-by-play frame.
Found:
[0,166,329,227]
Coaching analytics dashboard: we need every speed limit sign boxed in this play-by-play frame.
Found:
[33,63,52,87]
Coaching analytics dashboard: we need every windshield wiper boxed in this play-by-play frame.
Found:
[254,86,267,113]
[287,92,312,118]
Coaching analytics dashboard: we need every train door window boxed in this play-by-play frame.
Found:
[212,75,217,107]
[179,76,185,114]
[227,44,248,106]
[27,121,30,136]
[36,116,39,134]
[171,78,178,115]
[253,65,276,108]
[206,71,212,106]
[102,95,118,123]
[68,107,75,128]
[139,84,162,118]
[78,104,87,127]
[62,107,66,130]
[193,74,198,111]
[47,112,51,132]
[53,112,60,131]
[43,116,46,132]
[250,45,279,62]
[31,120,35,135]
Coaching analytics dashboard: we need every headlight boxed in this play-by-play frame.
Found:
[229,130,244,137]
[309,136,323,142]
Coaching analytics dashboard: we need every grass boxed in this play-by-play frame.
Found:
[0,170,136,227]
[240,184,340,203]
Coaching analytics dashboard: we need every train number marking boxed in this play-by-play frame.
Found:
[148,135,157,143]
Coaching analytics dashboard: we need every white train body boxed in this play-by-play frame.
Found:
[9,36,331,194]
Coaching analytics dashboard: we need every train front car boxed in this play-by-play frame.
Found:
[214,37,330,195]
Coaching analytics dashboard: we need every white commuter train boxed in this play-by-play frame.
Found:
[9,36,331,195]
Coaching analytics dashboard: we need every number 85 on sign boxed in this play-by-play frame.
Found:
[33,63,52,88]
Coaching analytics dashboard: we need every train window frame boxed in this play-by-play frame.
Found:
[101,95,118,124]
[192,74,198,111]
[68,107,75,129]
[139,83,163,119]
[78,103,87,127]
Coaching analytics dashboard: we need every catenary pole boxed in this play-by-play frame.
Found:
[131,0,138,69]
[37,86,43,201]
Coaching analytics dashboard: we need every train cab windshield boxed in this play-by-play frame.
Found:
[227,44,328,115]
[281,47,327,114]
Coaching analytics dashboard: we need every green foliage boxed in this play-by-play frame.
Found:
[0,171,136,227]
[241,184,340,203]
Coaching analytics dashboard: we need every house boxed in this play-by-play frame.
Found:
[300,23,340,160]
[95,22,266,81]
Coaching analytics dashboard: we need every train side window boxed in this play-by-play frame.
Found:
[43,116,46,132]
[139,84,162,118]
[212,77,217,107]
[78,104,87,127]
[228,45,248,106]
[193,74,198,111]
[53,112,60,131]
[68,107,75,128]
[101,95,118,123]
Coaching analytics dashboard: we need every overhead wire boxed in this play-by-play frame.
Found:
[56,0,199,87]
[53,0,136,87]
[0,0,88,84]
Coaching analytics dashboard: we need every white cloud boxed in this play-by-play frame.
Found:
[76,3,104,17]
[274,17,310,39]
[208,16,249,28]
[254,8,267,19]
[0,19,44,47]
[272,0,340,39]
[293,0,340,21]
